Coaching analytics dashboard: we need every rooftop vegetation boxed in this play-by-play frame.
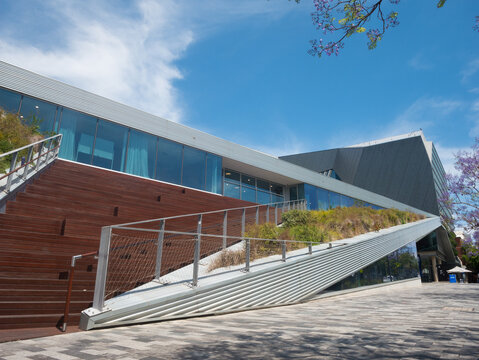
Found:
[0,108,44,173]
[208,207,425,272]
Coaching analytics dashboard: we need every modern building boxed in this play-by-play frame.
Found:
[0,61,457,331]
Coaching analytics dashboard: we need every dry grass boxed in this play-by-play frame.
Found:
[207,207,424,272]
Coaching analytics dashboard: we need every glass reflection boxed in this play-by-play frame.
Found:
[182,146,206,190]
[58,108,97,164]
[206,153,222,194]
[156,138,183,184]
[126,129,157,178]
[93,120,128,171]
[0,87,21,113]
[20,96,57,134]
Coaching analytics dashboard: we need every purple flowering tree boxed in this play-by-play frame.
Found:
[303,0,477,58]
[461,234,479,273]
[440,138,479,271]
[442,138,479,233]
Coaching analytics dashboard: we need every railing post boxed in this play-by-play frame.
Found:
[241,208,246,237]
[255,206,259,225]
[92,226,112,311]
[266,206,270,223]
[275,206,278,225]
[35,142,44,171]
[282,241,286,262]
[154,219,165,279]
[309,241,312,255]
[5,151,18,193]
[245,238,250,272]
[192,214,202,287]
[44,139,53,164]
[222,211,227,249]
[22,146,34,180]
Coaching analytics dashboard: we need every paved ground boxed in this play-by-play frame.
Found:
[0,282,478,359]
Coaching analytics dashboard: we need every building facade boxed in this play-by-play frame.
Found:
[0,61,456,284]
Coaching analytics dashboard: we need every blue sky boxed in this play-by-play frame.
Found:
[0,0,478,172]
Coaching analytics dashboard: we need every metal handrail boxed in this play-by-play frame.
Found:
[62,251,98,332]
[0,134,61,158]
[111,198,307,228]
[0,134,62,194]
[91,199,308,311]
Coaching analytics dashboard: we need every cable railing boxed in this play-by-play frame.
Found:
[0,134,62,198]
[89,199,310,312]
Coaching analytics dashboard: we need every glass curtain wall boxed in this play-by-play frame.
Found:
[0,87,223,194]
[223,169,284,204]
[325,240,419,292]
[290,183,383,210]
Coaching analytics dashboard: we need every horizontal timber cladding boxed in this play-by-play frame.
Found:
[80,217,440,330]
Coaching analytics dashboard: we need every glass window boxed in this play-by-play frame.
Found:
[224,170,240,183]
[241,186,256,202]
[58,108,97,164]
[304,184,318,210]
[93,120,128,171]
[271,183,283,195]
[298,184,305,200]
[241,174,255,187]
[341,195,355,208]
[257,179,270,191]
[329,192,341,209]
[206,153,222,194]
[156,138,182,184]
[289,186,298,201]
[182,146,206,190]
[317,188,330,210]
[257,190,271,204]
[273,194,284,204]
[0,87,21,113]
[126,129,157,178]
[19,96,57,134]
[224,181,240,199]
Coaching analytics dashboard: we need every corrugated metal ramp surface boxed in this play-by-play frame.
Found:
[80,217,440,330]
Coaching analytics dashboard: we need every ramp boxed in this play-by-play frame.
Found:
[80,216,440,330]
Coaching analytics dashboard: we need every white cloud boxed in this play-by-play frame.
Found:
[0,0,295,122]
[408,53,433,71]
[461,58,479,83]
[433,143,465,175]
[364,97,462,143]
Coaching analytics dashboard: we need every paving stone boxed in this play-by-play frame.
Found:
[0,283,478,359]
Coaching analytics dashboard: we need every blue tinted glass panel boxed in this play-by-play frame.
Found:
[257,179,270,191]
[206,153,222,194]
[271,184,283,195]
[58,108,97,164]
[126,129,156,178]
[241,174,255,187]
[241,186,256,202]
[298,184,305,200]
[19,96,57,134]
[224,181,240,199]
[182,146,206,190]
[304,183,318,210]
[156,138,182,184]
[93,120,128,171]
[273,194,284,204]
[289,186,298,201]
[317,188,330,210]
[257,190,271,204]
[329,192,341,209]
[341,195,355,208]
[225,170,240,183]
[0,87,21,113]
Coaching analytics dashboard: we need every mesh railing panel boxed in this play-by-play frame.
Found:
[98,200,307,307]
